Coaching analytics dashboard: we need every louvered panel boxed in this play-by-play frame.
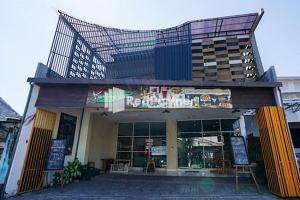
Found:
[256,106,300,197]
[191,34,257,81]
[17,109,56,193]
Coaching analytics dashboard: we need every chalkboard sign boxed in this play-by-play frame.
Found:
[230,136,249,165]
[45,139,66,170]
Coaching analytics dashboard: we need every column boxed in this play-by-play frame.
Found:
[76,108,93,164]
[166,119,177,170]
[239,115,247,141]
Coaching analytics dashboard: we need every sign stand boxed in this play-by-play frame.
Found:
[42,139,67,192]
[234,164,261,194]
[40,170,64,192]
[230,136,260,194]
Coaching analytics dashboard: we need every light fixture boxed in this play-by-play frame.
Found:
[162,109,170,113]
[231,109,240,113]
[100,112,108,117]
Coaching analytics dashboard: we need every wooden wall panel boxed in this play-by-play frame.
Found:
[35,85,88,107]
[256,106,300,197]
[17,109,56,193]
[191,34,257,81]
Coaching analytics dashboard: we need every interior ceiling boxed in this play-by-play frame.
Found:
[91,108,249,123]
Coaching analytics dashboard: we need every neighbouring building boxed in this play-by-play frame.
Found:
[4,9,300,198]
[0,98,21,193]
[278,77,300,163]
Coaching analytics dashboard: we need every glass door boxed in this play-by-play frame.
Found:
[177,120,203,168]
[177,119,240,173]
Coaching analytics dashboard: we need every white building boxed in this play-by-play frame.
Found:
[278,77,300,154]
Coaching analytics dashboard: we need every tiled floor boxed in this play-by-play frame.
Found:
[7,174,281,200]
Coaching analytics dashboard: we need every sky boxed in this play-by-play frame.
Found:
[0,0,300,115]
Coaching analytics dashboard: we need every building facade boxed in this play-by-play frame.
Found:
[278,77,300,162]
[0,98,21,195]
[4,10,300,198]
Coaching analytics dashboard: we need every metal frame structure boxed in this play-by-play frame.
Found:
[46,10,263,80]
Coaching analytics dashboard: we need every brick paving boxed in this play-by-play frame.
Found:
[7,174,281,200]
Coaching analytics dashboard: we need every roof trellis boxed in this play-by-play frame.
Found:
[58,10,263,63]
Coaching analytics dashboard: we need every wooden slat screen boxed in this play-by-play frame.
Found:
[17,108,56,193]
[256,106,300,197]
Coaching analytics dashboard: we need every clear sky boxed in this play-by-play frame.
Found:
[0,0,300,114]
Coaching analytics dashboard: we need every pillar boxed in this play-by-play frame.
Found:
[166,119,177,170]
[76,108,93,164]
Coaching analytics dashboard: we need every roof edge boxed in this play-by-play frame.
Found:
[27,77,282,88]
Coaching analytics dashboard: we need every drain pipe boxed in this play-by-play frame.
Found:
[74,108,85,159]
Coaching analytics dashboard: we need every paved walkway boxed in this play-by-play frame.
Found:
[8,175,281,200]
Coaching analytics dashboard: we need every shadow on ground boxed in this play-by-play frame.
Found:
[7,174,281,200]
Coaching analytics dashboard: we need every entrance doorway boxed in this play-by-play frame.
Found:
[177,119,240,175]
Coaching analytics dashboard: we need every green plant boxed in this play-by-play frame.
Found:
[53,158,82,185]
[80,165,100,180]
[53,158,100,185]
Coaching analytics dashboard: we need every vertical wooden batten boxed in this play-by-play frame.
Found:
[17,109,56,193]
[256,106,300,197]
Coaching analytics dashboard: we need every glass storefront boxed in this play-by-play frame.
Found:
[117,122,166,168]
[177,119,240,170]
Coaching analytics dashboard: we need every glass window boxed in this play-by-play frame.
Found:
[177,120,202,133]
[133,152,147,167]
[133,137,148,151]
[117,152,131,160]
[117,137,132,151]
[150,122,166,136]
[118,123,133,136]
[134,122,149,136]
[152,155,167,168]
[57,113,77,155]
[152,137,166,146]
[178,132,201,138]
[221,119,240,131]
[202,120,220,132]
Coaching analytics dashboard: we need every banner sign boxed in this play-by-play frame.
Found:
[86,86,232,112]
[45,139,66,170]
[230,136,249,165]
[151,146,167,155]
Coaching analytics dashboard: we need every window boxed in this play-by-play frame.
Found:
[134,122,149,136]
[117,122,166,168]
[118,123,133,136]
[178,120,202,133]
[202,120,220,132]
[177,119,240,169]
[57,113,77,155]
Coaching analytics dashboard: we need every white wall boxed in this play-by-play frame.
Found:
[88,114,118,169]
[280,79,300,123]
[281,80,300,94]
[46,107,83,164]
[5,85,39,196]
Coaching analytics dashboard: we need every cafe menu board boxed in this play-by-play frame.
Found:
[45,139,66,170]
[230,136,249,165]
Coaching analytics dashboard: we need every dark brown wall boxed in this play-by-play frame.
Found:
[35,85,276,109]
[35,85,88,107]
[231,87,276,109]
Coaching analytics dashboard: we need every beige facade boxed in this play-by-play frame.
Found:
[166,119,177,170]
[88,114,118,169]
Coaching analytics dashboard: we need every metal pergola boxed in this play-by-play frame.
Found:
[46,10,263,80]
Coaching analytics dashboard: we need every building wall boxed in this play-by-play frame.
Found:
[46,108,83,164]
[166,119,177,170]
[88,114,118,169]
[279,78,300,123]
[281,79,300,94]
[5,85,40,196]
